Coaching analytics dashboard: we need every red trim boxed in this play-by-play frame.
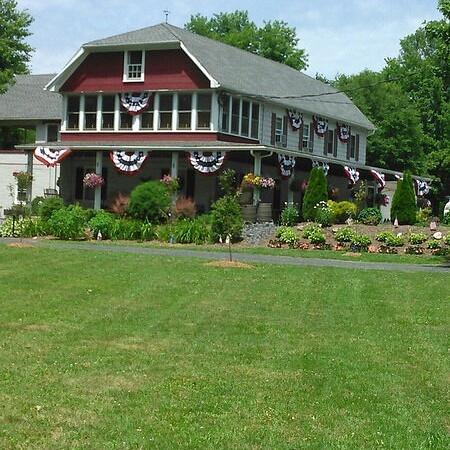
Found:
[217,132,259,144]
[61,132,219,142]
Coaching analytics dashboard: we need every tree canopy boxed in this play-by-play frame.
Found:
[0,0,33,93]
[185,11,308,70]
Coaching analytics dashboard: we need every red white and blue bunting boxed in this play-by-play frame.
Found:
[337,123,351,143]
[370,169,386,191]
[415,179,430,196]
[120,92,151,115]
[313,116,328,137]
[278,154,296,178]
[34,146,71,167]
[343,165,360,186]
[188,151,226,174]
[287,110,303,131]
[109,150,149,175]
[312,160,329,176]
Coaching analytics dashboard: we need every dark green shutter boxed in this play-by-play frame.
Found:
[355,134,360,161]
[333,129,338,157]
[282,115,288,147]
[309,122,314,152]
[298,122,304,150]
[270,113,276,146]
[346,127,352,159]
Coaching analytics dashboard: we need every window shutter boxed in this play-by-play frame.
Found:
[309,122,314,152]
[282,115,288,147]
[298,123,304,150]
[75,167,83,200]
[333,129,338,157]
[270,113,276,146]
[346,127,352,159]
[355,134,360,161]
[323,130,328,155]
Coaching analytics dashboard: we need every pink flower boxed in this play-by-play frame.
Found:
[83,173,104,188]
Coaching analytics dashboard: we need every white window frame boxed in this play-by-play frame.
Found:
[302,123,309,150]
[123,50,145,82]
[275,116,284,146]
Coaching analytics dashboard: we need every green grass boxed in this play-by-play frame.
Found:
[0,245,449,449]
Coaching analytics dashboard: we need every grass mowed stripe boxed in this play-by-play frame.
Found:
[0,246,448,449]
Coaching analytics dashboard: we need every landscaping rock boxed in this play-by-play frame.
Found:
[242,222,277,246]
[433,232,442,240]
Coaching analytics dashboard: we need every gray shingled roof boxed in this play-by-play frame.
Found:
[0,74,61,121]
[84,23,374,130]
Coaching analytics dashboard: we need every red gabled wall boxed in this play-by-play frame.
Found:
[61,49,210,92]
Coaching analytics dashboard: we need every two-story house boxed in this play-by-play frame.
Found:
[4,23,430,219]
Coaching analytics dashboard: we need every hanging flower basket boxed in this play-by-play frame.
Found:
[83,173,104,188]
[13,171,33,191]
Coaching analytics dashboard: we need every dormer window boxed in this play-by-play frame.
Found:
[123,50,145,82]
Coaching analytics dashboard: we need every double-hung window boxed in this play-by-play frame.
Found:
[275,116,284,145]
[302,123,310,150]
[67,96,80,130]
[350,135,356,158]
[119,104,132,130]
[250,103,259,139]
[231,97,240,134]
[241,100,250,136]
[325,129,334,154]
[158,94,173,130]
[197,93,211,129]
[124,51,145,81]
[177,94,192,129]
[140,100,154,130]
[84,95,97,130]
[101,95,115,130]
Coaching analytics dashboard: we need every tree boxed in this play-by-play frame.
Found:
[391,172,417,225]
[302,167,328,221]
[0,0,33,93]
[185,11,308,70]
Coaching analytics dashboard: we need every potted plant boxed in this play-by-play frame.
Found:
[13,171,33,203]
[83,173,105,189]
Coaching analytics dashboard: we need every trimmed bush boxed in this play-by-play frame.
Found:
[328,200,357,223]
[391,172,417,225]
[280,205,299,226]
[302,167,328,221]
[128,181,171,223]
[210,195,243,242]
[358,207,382,225]
[48,205,87,240]
[38,197,65,221]
[88,210,116,239]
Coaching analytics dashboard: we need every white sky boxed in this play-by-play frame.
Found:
[18,0,443,78]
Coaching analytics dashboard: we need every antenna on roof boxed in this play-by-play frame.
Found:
[163,10,170,24]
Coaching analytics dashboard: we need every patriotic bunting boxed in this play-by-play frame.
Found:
[278,154,296,178]
[337,123,350,143]
[287,110,303,131]
[313,116,328,137]
[312,160,329,176]
[370,169,386,190]
[415,179,430,196]
[34,147,71,167]
[120,92,151,115]
[110,150,149,175]
[343,165,360,186]
[188,151,226,174]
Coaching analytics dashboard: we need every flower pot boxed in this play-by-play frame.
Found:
[241,204,257,223]
[257,203,273,222]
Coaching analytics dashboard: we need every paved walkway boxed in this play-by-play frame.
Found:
[2,238,449,273]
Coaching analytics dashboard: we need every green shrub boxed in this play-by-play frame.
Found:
[442,212,450,225]
[315,201,334,227]
[376,231,404,246]
[141,221,156,241]
[48,205,87,240]
[328,200,357,223]
[156,223,176,242]
[408,232,428,245]
[427,239,441,250]
[358,207,382,225]
[415,207,432,226]
[110,218,143,240]
[173,217,211,244]
[128,181,171,223]
[280,205,299,226]
[335,227,356,243]
[38,197,65,221]
[308,228,326,245]
[350,233,371,251]
[276,226,299,246]
[0,217,22,237]
[391,172,417,225]
[302,167,328,221]
[30,196,45,215]
[88,210,116,239]
[210,195,243,242]
[302,223,322,239]
[444,234,450,246]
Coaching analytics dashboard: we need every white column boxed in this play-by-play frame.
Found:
[96,95,102,131]
[253,151,262,205]
[61,96,67,131]
[171,151,179,178]
[79,95,85,131]
[153,93,159,130]
[94,151,103,210]
[114,94,120,131]
[210,91,219,131]
[172,93,178,130]
[191,93,197,130]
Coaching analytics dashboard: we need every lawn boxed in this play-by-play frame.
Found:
[0,245,448,449]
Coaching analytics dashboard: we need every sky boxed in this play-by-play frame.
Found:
[17,0,442,78]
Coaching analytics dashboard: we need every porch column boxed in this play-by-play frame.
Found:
[253,151,262,205]
[26,150,33,204]
[94,151,103,210]
[170,151,179,178]
[287,170,294,205]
